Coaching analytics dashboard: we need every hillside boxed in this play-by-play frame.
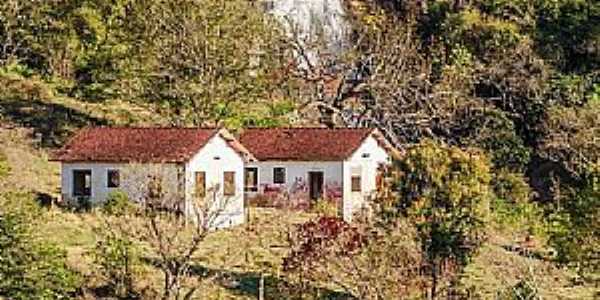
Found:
[0,77,596,299]
[0,0,598,299]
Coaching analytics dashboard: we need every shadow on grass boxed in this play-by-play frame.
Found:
[0,97,108,147]
[33,191,55,207]
[143,257,355,300]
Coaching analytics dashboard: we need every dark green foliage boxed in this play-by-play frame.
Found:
[539,101,600,178]
[382,141,493,296]
[549,166,599,279]
[102,190,135,217]
[69,0,134,101]
[533,0,600,73]
[455,109,531,171]
[493,169,532,204]
[0,192,80,299]
[442,8,524,57]
[550,74,600,107]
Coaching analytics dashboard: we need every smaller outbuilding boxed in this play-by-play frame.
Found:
[51,127,254,228]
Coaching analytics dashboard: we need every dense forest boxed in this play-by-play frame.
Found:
[0,0,598,299]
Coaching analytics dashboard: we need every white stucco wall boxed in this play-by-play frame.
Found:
[60,162,182,205]
[247,161,343,189]
[342,135,391,222]
[245,161,344,211]
[184,134,246,228]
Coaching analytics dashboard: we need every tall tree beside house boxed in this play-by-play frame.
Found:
[1,0,296,127]
[305,0,597,179]
[380,141,493,298]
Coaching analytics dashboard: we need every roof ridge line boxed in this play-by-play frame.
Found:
[90,126,220,130]
[242,127,374,130]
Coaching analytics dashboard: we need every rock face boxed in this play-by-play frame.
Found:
[265,0,350,63]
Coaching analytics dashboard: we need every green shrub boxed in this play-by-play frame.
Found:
[102,190,134,216]
[310,198,340,218]
[0,192,80,299]
[74,196,92,212]
[491,197,545,238]
[493,169,532,204]
[548,165,599,279]
[93,231,141,298]
[0,71,53,102]
[490,169,545,237]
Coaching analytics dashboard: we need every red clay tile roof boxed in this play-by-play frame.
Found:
[51,127,220,163]
[238,128,375,161]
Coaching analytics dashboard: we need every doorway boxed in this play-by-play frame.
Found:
[308,171,324,200]
[73,170,92,197]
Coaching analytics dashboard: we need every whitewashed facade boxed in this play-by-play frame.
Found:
[183,133,246,228]
[341,135,390,221]
[57,129,248,229]
[60,162,182,206]
[244,134,391,221]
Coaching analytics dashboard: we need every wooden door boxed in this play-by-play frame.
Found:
[308,171,324,200]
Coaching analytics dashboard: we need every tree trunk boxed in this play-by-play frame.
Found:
[431,262,438,300]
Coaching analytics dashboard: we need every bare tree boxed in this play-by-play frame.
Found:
[101,164,235,300]
[277,6,444,148]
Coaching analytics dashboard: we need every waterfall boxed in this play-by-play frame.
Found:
[265,0,350,64]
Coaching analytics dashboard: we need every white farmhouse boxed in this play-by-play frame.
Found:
[238,128,397,221]
[51,127,254,228]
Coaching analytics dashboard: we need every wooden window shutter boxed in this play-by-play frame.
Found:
[351,166,362,192]
[195,171,206,198]
[147,175,163,199]
[351,176,361,192]
[224,171,235,196]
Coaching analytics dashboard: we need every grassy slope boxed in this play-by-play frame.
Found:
[462,240,596,299]
[0,74,596,299]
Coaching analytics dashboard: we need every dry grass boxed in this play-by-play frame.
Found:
[37,207,313,299]
[50,96,168,127]
[31,204,599,300]
[0,126,59,195]
[462,242,597,299]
